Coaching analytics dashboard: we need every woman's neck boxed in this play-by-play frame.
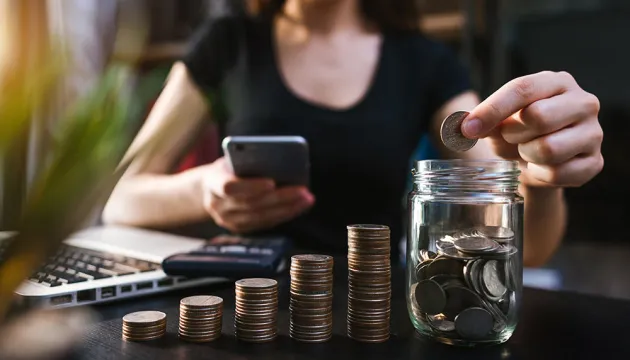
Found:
[282,0,368,35]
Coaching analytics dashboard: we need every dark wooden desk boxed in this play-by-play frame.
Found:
[70,259,630,360]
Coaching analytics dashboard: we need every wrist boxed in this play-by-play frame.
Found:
[175,165,208,209]
[519,184,565,202]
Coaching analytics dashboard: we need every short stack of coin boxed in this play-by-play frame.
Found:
[289,254,334,343]
[234,278,278,343]
[122,311,167,342]
[347,225,392,343]
[178,295,223,342]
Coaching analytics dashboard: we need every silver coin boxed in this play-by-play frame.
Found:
[454,307,494,340]
[469,259,485,295]
[419,249,437,262]
[429,274,461,287]
[463,260,475,290]
[493,319,507,333]
[415,259,433,281]
[482,260,508,298]
[440,278,468,290]
[427,314,456,333]
[442,286,485,319]
[453,237,498,253]
[440,111,478,152]
[436,240,454,253]
[438,246,478,261]
[480,296,507,323]
[475,226,515,241]
[415,280,447,315]
[426,258,465,279]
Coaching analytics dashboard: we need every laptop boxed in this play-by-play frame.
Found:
[1,226,227,309]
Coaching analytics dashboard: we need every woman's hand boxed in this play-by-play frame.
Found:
[463,71,604,187]
[201,158,315,233]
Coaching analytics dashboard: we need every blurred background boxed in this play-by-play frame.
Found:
[1,0,629,301]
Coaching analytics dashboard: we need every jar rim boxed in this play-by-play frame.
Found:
[412,159,521,193]
[414,159,519,170]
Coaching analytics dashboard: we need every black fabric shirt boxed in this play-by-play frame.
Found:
[182,16,471,257]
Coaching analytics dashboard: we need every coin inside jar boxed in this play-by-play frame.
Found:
[453,237,500,254]
[415,279,446,315]
[440,111,478,152]
[454,307,494,340]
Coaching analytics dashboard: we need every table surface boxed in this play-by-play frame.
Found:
[69,258,630,360]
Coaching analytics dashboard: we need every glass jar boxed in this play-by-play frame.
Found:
[405,159,523,347]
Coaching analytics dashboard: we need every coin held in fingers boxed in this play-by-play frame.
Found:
[440,111,478,152]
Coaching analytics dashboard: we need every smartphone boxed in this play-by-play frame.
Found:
[222,136,310,187]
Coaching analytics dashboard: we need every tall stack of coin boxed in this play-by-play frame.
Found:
[122,311,167,342]
[234,278,278,343]
[178,295,223,342]
[289,254,334,343]
[347,225,392,343]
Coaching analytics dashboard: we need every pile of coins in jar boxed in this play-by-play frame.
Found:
[120,224,394,344]
[411,225,519,341]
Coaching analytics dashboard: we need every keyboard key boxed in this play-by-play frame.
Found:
[82,269,110,280]
[112,263,139,273]
[51,271,70,282]
[77,272,94,280]
[133,261,154,272]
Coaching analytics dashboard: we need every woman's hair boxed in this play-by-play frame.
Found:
[247,0,422,32]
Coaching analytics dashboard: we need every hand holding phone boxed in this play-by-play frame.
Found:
[201,158,315,234]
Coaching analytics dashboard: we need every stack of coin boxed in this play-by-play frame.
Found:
[122,311,167,342]
[178,295,223,342]
[289,254,334,343]
[234,278,278,343]
[411,225,518,341]
[347,225,392,343]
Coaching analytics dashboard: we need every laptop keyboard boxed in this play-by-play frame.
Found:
[26,244,161,287]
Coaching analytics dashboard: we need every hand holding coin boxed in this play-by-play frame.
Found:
[459,71,604,188]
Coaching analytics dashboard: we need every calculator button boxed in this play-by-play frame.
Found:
[203,246,219,253]
[220,246,247,254]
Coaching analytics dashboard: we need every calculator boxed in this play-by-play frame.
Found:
[161,234,291,279]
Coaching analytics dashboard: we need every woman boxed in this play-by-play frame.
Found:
[103,0,603,267]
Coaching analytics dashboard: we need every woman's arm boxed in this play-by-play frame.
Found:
[429,91,567,267]
[102,62,213,228]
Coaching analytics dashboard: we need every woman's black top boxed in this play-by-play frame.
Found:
[182,16,471,257]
